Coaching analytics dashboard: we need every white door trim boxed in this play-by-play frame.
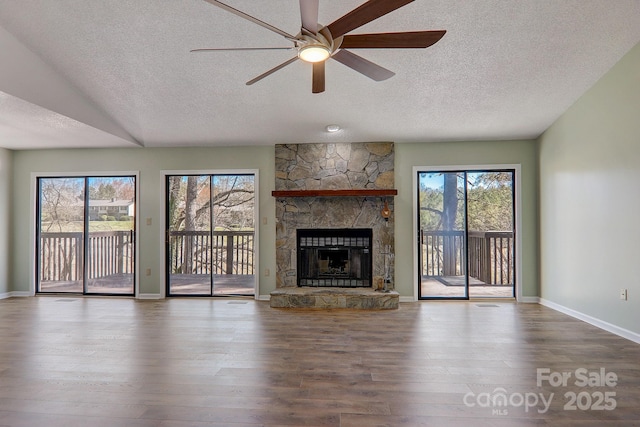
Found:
[412,165,522,301]
[160,169,259,299]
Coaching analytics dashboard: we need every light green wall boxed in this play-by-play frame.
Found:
[0,148,11,296]
[11,146,277,297]
[538,42,640,334]
[10,141,539,299]
[395,140,539,298]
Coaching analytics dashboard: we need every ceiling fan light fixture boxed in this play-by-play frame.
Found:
[199,0,446,92]
[298,45,331,63]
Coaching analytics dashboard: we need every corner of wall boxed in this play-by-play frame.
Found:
[0,148,12,295]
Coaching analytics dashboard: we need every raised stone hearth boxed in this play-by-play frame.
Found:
[270,287,399,309]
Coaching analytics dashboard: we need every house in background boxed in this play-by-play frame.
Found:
[0,1,638,343]
[87,199,135,221]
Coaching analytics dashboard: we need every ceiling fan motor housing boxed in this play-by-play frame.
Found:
[295,27,341,63]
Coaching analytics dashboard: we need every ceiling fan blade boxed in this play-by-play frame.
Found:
[202,0,296,39]
[332,50,395,81]
[191,47,294,53]
[326,0,414,39]
[300,0,319,34]
[312,61,325,93]
[340,30,446,49]
[246,56,299,86]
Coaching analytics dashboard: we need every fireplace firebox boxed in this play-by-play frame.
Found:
[297,228,372,287]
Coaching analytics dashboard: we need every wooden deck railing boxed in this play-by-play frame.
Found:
[42,228,505,284]
[40,229,255,282]
[420,230,466,277]
[168,230,254,275]
[420,229,514,285]
[40,231,134,281]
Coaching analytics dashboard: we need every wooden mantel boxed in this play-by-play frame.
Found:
[272,189,398,198]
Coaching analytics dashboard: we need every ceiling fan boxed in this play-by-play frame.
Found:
[193,0,446,93]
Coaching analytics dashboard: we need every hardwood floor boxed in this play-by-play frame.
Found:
[0,297,638,426]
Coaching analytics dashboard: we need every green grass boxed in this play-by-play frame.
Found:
[42,221,254,233]
[41,221,134,232]
[89,221,134,232]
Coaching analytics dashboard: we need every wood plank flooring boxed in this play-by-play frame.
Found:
[0,297,638,426]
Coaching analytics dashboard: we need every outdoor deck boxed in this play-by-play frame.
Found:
[40,274,255,296]
[39,229,255,296]
[41,275,511,298]
[421,275,514,298]
[420,229,515,297]
[168,274,255,295]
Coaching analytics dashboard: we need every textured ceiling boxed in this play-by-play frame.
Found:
[1,0,639,150]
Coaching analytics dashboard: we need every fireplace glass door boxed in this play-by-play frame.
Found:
[297,228,372,287]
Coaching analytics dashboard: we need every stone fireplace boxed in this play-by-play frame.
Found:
[270,142,398,309]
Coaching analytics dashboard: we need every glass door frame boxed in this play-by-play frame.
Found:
[165,174,214,297]
[417,170,470,300]
[31,171,139,297]
[161,169,260,299]
[412,165,522,301]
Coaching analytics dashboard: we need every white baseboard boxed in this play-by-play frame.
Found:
[137,293,162,300]
[400,296,534,303]
[539,298,640,344]
[0,291,31,299]
[257,294,271,301]
[13,291,31,297]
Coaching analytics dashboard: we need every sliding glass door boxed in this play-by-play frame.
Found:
[166,174,255,296]
[85,177,136,294]
[418,170,515,299]
[418,172,468,298]
[466,172,515,298]
[37,176,136,295]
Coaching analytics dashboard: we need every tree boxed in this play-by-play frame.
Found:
[167,175,255,232]
[419,172,513,232]
[110,178,135,201]
[466,172,513,231]
[442,173,460,275]
[89,183,116,200]
[167,175,255,274]
[40,178,84,232]
[442,173,458,231]
[212,175,255,230]
[183,176,199,273]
